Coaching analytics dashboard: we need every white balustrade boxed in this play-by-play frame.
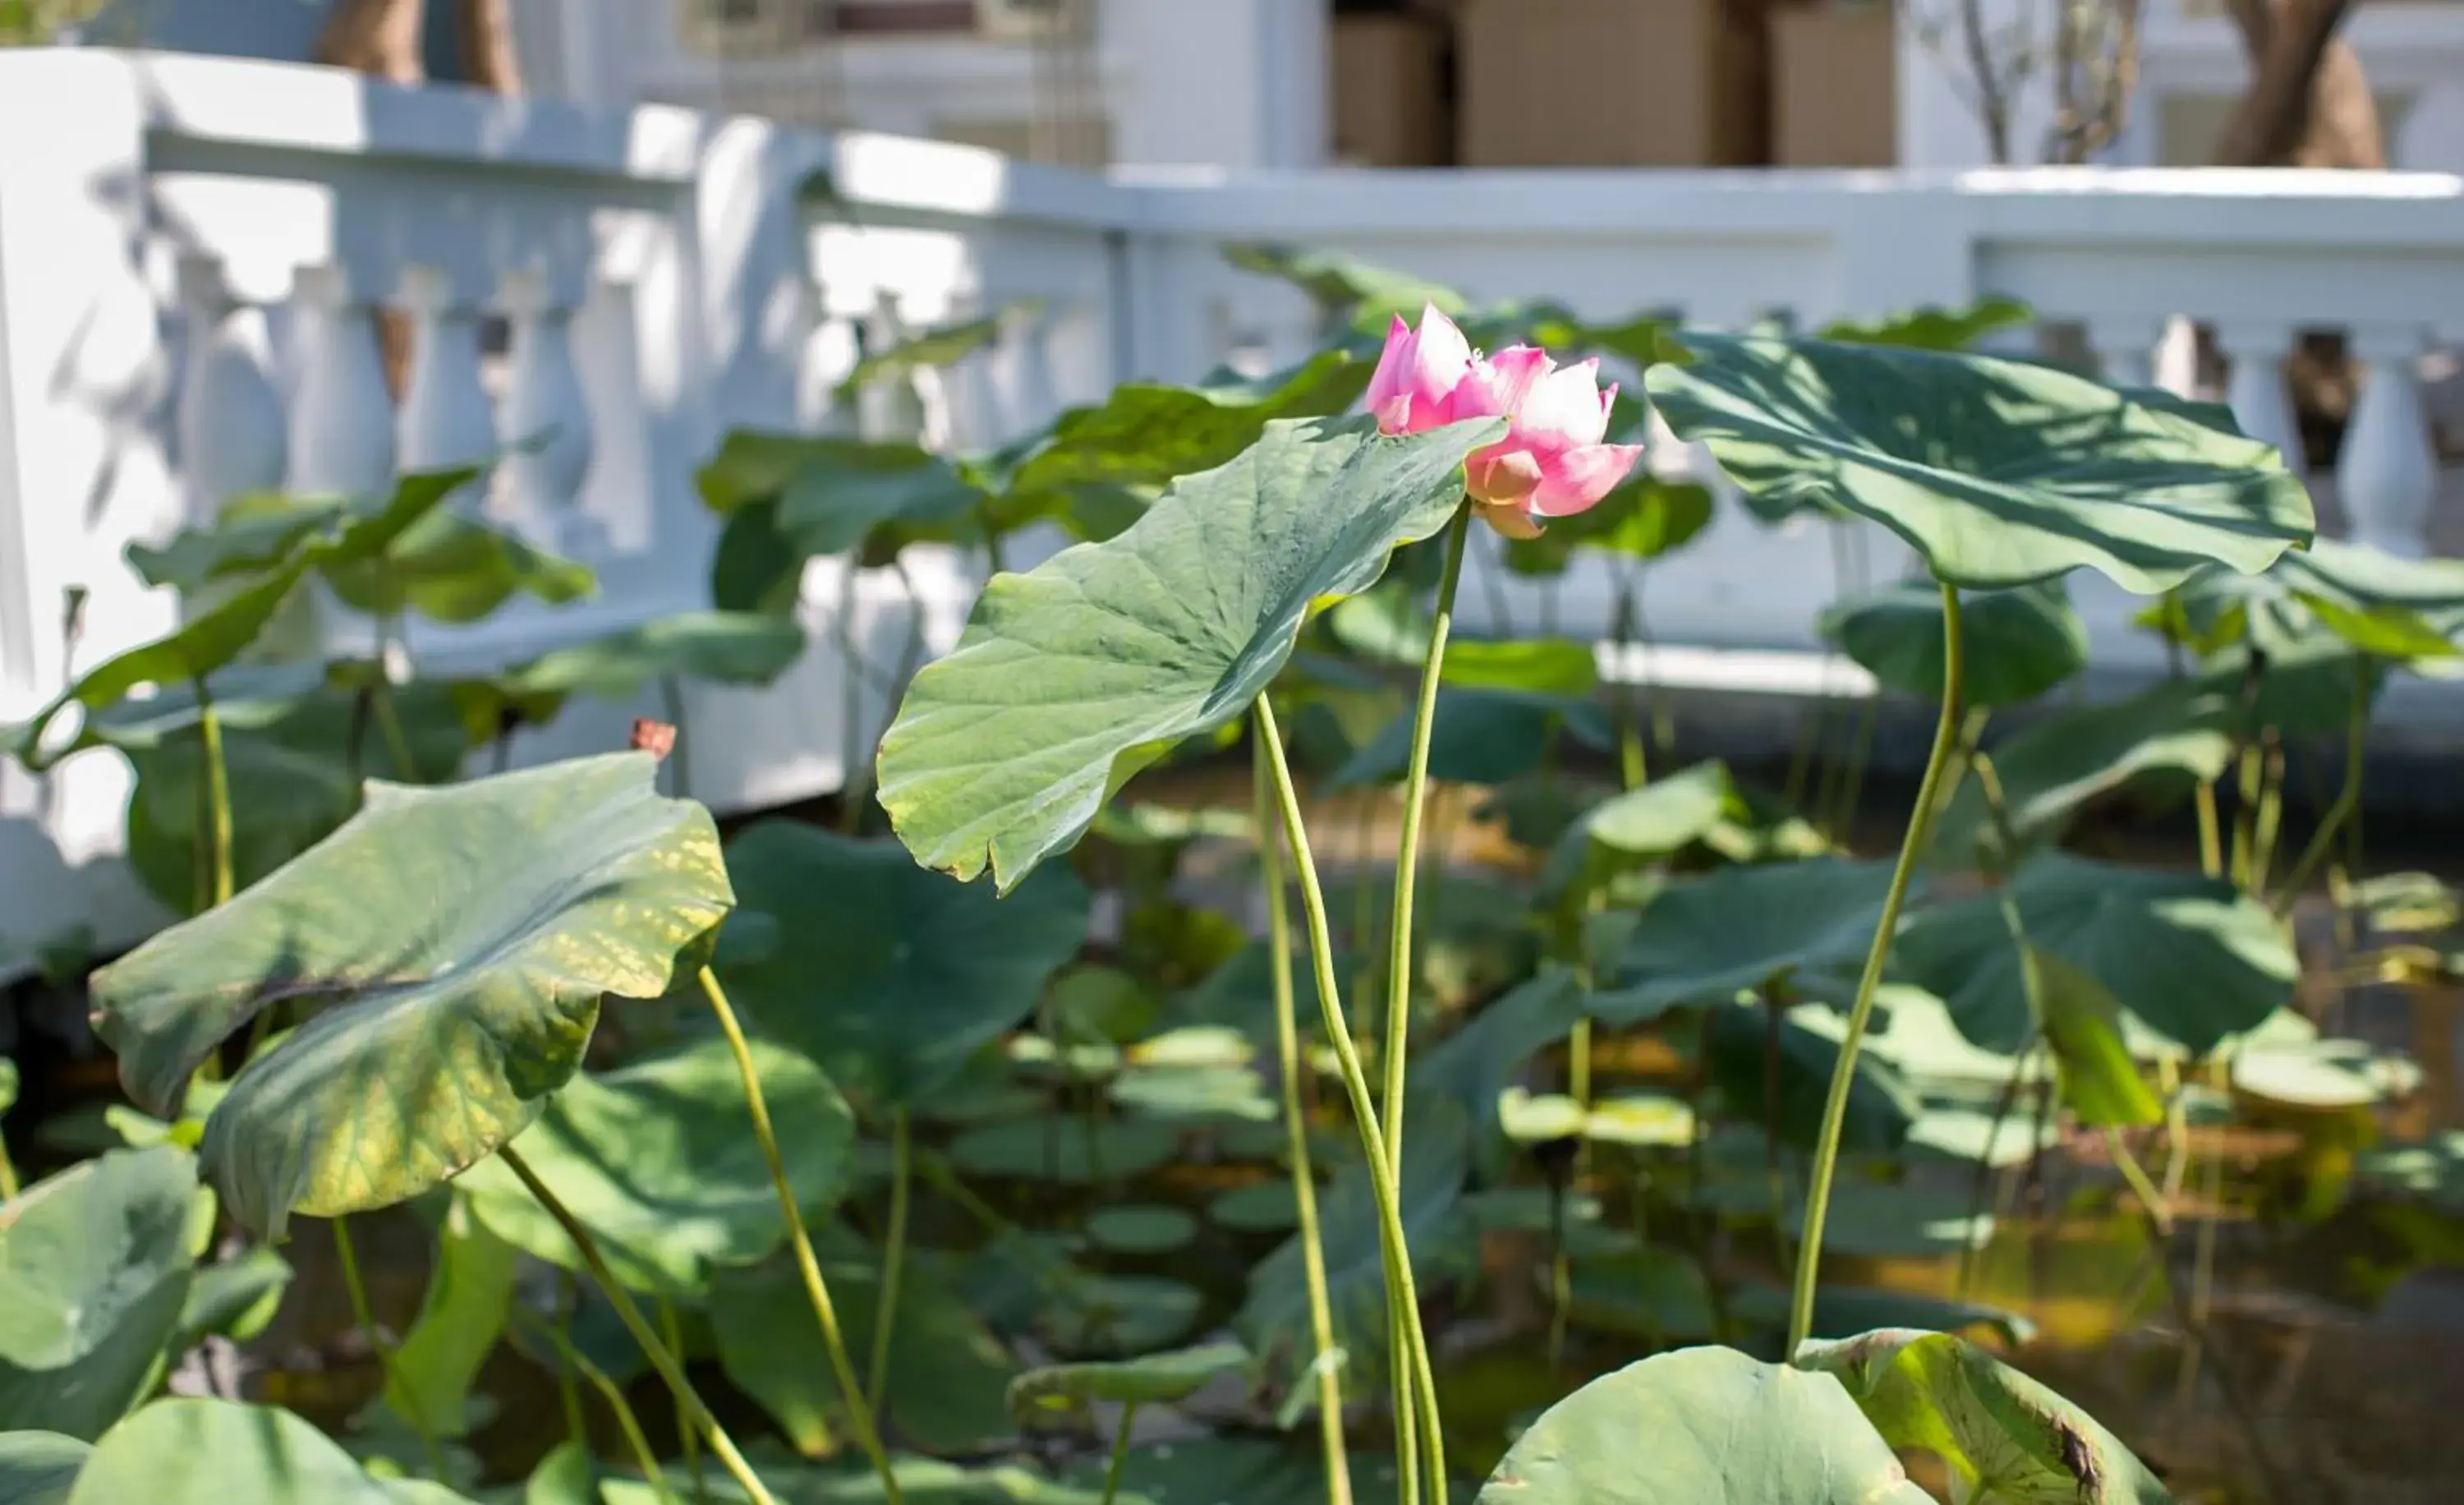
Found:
[496,265,596,547]
[9,47,2464,964]
[286,264,398,499]
[2340,325,2442,556]
[174,256,287,518]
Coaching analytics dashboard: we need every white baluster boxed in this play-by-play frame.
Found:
[176,256,287,518]
[2087,319,2158,390]
[2213,320,2300,465]
[2154,315,2202,398]
[496,266,595,549]
[2338,324,2438,556]
[941,296,1005,449]
[397,265,497,486]
[287,264,397,497]
[1008,300,1064,431]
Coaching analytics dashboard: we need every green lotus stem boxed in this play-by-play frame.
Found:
[2194,780,2223,879]
[1098,1400,1139,1505]
[659,674,692,802]
[660,1298,709,1504]
[2105,1129,2172,1235]
[1955,1040,2034,1303]
[1829,695,1881,843]
[835,564,869,835]
[1381,504,1471,1179]
[2273,660,2370,914]
[1610,565,1652,789]
[370,685,419,782]
[1787,580,1965,1360]
[1253,734,1354,1505]
[2228,743,2262,891]
[331,1215,447,1480]
[554,1273,588,1448]
[0,1134,18,1200]
[195,679,234,909]
[693,968,903,1505]
[867,1105,913,1424]
[1255,697,1445,1505]
[2249,735,2285,895]
[496,1144,784,1505]
[513,1302,678,1504]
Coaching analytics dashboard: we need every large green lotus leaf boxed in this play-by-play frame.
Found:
[1478,1346,1929,1505]
[1594,858,1901,1024]
[123,680,471,914]
[1067,1437,1432,1505]
[1004,352,1374,499]
[1896,853,2295,1059]
[1821,581,2085,707]
[0,1433,87,1505]
[697,430,894,515]
[1331,687,1612,789]
[1536,762,1743,904]
[0,1148,196,1440]
[717,822,1087,1103]
[775,442,989,562]
[1563,1247,1720,1343]
[878,414,1501,890]
[1501,477,1713,577]
[710,1233,1018,1457]
[1797,1328,2174,1503]
[1443,640,1599,696]
[946,1116,1179,1185]
[323,500,595,626]
[1008,1342,1250,1416]
[1706,1001,1919,1155]
[173,1245,292,1352]
[502,610,807,701]
[1818,297,2034,353]
[456,1035,852,1295]
[2166,536,2464,660]
[124,466,479,593]
[1644,333,2313,591]
[63,1399,476,1505]
[1239,1101,1472,1395]
[608,1455,1114,1505]
[1928,679,2234,870]
[88,753,732,1236]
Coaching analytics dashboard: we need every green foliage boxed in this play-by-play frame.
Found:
[90,754,731,1236]
[62,1399,478,1504]
[1822,581,2086,706]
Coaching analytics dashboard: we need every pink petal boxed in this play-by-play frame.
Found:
[1530,443,1645,518]
[1464,445,1546,508]
[1450,345,1552,422]
[1517,359,1613,450]
[1411,305,1472,388]
[1364,313,1417,424]
[1475,499,1546,540]
[1373,393,1418,434]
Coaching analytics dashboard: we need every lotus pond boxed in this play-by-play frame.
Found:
[7,251,2464,1504]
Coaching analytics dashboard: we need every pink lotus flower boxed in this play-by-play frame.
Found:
[1365,306,1643,539]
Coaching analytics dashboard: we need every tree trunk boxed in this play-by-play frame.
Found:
[313,0,426,85]
[2212,0,2381,168]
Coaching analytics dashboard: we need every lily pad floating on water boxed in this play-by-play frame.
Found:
[89,752,730,1238]
[1007,1341,1252,1417]
[1475,1346,1933,1504]
[1071,1435,1433,1505]
[1087,1205,1203,1257]
[946,1118,1180,1185]
[1208,1180,1305,1235]
[1647,332,2313,591]
[453,1036,853,1296]
[878,412,1501,891]
[717,822,1089,1107]
[0,1148,199,1442]
[1795,1328,2172,1504]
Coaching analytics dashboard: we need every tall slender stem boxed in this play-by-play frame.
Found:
[1381,505,1471,1176]
[1098,1401,1140,1505]
[196,679,234,908]
[370,607,419,780]
[836,564,870,835]
[1254,735,1354,1505]
[660,1298,709,1503]
[660,674,693,802]
[496,1144,782,1505]
[1786,582,1965,1357]
[554,1274,587,1447]
[1256,699,1445,1505]
[333,1214,447,1480]
[2194,780,2223,879]
[1611,571,1646,791]
[2273,660,2370,913]
[867,1105,913,1423]
[695,969,904,1505]
[516,1304,678,1504]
